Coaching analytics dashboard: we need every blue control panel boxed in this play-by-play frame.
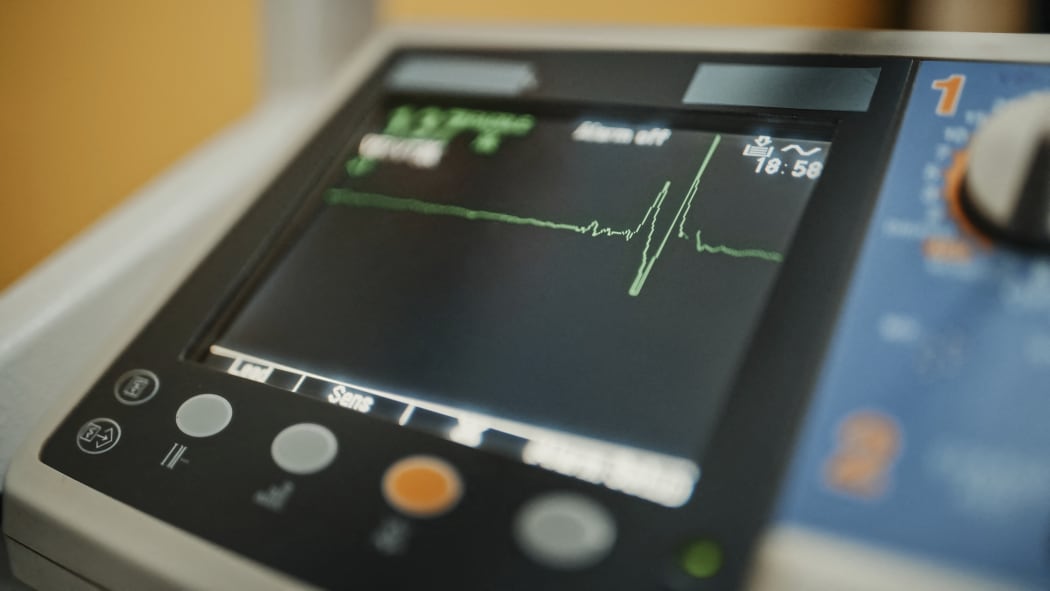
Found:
[778,61,1050,589]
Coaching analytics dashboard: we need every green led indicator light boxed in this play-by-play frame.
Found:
[679,539,722,579]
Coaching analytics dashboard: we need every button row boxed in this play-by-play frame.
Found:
[80,417,619,572]
[86,380,621,572]
[87,370,677,574]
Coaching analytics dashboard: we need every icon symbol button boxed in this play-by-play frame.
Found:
[175,394,233,438]
[76,418,121,455]
[114,369,159,405]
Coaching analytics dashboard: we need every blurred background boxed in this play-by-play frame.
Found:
[0,0,1045,291]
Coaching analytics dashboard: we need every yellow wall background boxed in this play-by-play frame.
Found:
[0,1,260,290]
[0,1,893,290]
[383,0,896,28]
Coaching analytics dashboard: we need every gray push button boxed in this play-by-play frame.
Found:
[175,394,233,438]
[271,423,338,475]
[514,492,617,570]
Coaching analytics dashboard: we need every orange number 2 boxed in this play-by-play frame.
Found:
[932,74,965,117]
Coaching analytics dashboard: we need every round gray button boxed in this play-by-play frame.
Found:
[514,492,617,570]
[271,423,338,475]
[175,394,233,438]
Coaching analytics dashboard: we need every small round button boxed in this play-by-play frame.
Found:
[114,369,159,405]
[76,418,121,454]
[514,492,617,570]
[175,394,233,438]
[271,423,338,475]
[382,455,463,518]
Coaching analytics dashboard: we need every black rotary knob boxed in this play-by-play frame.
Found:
[961,92,1050,249]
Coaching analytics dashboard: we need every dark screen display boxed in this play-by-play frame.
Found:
[205,103,830,506]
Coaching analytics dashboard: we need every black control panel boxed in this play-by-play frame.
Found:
[39,50,913,589]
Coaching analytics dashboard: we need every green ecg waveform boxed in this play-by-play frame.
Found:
[326,134,783,296]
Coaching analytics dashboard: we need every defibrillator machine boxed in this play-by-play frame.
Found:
[4,27,1050,590]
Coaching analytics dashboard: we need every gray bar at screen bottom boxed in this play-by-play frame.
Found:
[387,56,538,96]
[683,64,881,112]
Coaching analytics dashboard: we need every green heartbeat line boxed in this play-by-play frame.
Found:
[325,134,783,296]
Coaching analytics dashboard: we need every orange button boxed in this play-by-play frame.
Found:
[382,455,462,518]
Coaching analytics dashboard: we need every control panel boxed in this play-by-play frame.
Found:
[778,61,1050,590]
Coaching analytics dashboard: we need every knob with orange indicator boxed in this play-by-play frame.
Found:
[958,92,1050,250]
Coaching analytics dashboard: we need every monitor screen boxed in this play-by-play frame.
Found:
[203,101,830,507]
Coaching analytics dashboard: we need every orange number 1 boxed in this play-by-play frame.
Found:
[932,74,965,117]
